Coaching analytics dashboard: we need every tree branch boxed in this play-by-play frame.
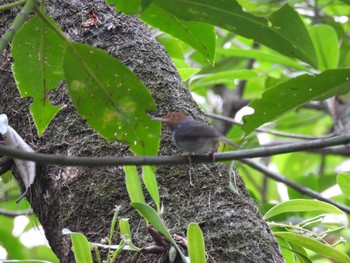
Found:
[0,134,349,166]
[264,140,350,156]
[0,208,33,217]
[240,159,350,214]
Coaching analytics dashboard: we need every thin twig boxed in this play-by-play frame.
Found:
[206,112,334,140]
[0,134,349,166]
[0,0,36,52]
[240,159,350,214]
[0,208,33,217]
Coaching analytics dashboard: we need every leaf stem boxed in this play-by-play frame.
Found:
[0,0,26,11]
[34,7,68,42]
[0,0,36,52]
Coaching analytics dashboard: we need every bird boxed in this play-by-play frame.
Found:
[152,112,239,156]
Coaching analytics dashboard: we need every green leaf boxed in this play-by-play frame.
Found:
[309,24,339,70]
[109,208,119,243]
[157,34,188,59]
[131,202,171,239]
[274,232,350,263]
[131,202,188,262]
[172,58,201,81]
[243,69,350,134]
[62,228,93,263]
[263,199,343,220]
[190,70,258,88]
[187,223,206,263]
[141,4,216,63]
[119,218,132,240]
[276,238,295,263]
[119,218,141,251]
[0,217,28,259]
[63,41,160,156]
[268,5,317,67]
[217,48,310,71]
[142,166,160,213]
[109,0,216,62]
[106,0,151,14]
[30,246,60,263]
[152,1,317,67]
[288,243,312,263]
[124,166,146,204]
[12,15,65,136]
[337,173,350,200]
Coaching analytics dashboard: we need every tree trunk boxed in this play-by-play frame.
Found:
[0,0,284,262]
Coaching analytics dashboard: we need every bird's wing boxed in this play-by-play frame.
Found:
[176,119,222,139]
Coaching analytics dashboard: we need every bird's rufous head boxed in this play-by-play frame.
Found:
[152,112,188,127]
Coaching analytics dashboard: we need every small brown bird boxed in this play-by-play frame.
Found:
[152,112,238,156]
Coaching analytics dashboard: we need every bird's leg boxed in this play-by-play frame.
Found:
[187,153,194,186]
[187,153,193,166]
[208,150,215,162]
[208,144,217,162]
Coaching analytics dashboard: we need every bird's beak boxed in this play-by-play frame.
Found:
[151,116,169,123]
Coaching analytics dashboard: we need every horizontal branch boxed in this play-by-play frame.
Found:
[0,134,349,167]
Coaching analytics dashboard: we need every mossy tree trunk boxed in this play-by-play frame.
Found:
[0,0,284,262]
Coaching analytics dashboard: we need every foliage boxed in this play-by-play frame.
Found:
[265,200,349,262]
[12,11,160,156]
[1,0,350,262]
[63,166,203,263]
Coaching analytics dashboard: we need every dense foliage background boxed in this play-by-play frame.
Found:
[1,0,350,262]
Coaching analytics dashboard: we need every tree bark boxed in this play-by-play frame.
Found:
[0,0,284,262]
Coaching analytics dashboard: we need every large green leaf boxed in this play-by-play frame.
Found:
[187,223,206,263]
[124,166,146,203]
[152,1,317,67]
[243,69,350,134]
[62,229,93,263]
[263,199,343,220]
[288,243,312,263]
[108,0,216,63]
[141,5,216,63]
[276,237,295,263]
[142,166,160,213]
[63,42,160,156]
[275,232,350,263]
[309,24,339,71]
[12,15,65,136]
